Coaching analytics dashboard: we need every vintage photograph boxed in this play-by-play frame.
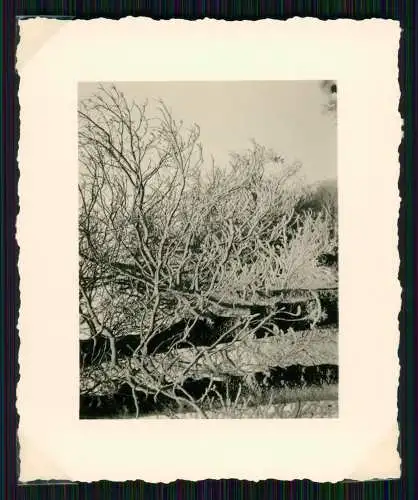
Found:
[78,81,338,419]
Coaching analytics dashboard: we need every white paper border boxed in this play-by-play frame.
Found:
[17,17,401,482]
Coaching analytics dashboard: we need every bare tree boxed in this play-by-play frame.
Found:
[78,85,337,417]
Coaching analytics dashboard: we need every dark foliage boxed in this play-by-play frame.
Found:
[80,364,339,419]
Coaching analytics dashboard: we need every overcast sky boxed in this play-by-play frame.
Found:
[79,81,337,184]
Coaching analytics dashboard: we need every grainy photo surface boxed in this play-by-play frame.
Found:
[78,81,338,420]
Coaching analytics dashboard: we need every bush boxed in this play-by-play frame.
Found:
[78,85,338,417]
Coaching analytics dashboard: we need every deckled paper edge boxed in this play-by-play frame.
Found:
[16,17,401,482]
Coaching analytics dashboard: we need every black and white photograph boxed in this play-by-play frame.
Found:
[78,80,339,419]
[17,17,401,482]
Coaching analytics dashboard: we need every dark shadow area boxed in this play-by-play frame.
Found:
[79,383,174,419]
[80,288,338,366]
[258,363,339,388]
[79,363,339,419]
